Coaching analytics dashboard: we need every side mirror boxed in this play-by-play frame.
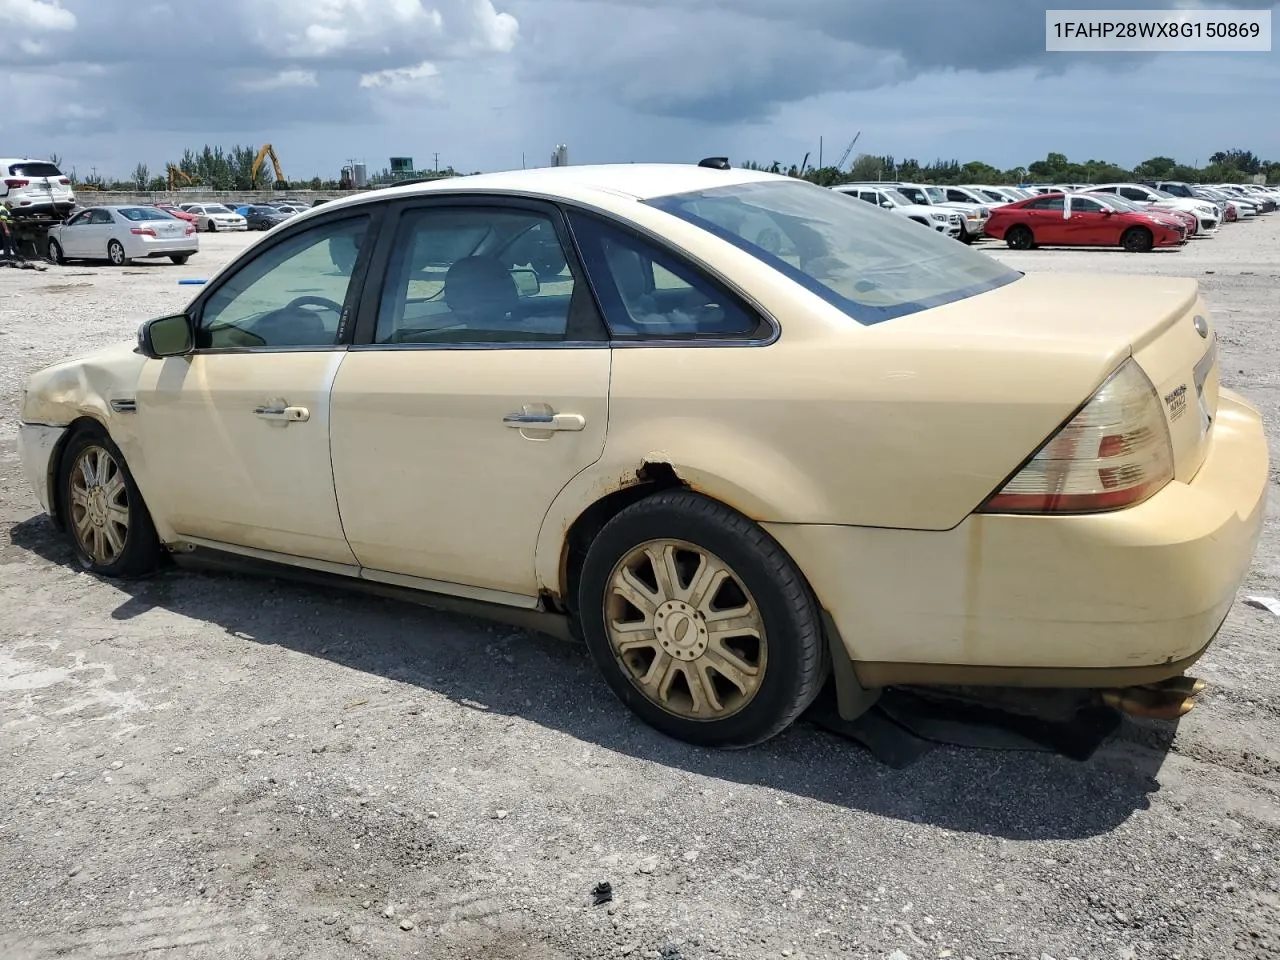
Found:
[510,267,541,297]
[137,313,193,359]
[881,201,894,208]
[1103,209,1114,216]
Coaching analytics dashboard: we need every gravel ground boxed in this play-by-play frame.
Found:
[1,222,1278,960]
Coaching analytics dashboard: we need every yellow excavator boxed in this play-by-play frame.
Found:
[250,144,288,190]
[167,165,196,190]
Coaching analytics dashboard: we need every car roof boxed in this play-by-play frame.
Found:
[326,164,787,209]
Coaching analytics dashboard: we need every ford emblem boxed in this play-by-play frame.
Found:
[1193,314,1209,339]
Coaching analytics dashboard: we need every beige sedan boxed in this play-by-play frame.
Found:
[16,163,1269,748]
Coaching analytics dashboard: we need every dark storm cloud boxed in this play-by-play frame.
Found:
[510,0,1280,121]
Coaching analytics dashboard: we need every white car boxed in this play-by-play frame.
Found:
[1088,183,1220,233]
[46,205,199,266]
[179,203,249,232]
[963,185,1023,204]
[1,157,75,220]
[847,182,989,243]
[831,184,964,237]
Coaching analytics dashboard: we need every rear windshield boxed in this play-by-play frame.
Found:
[118,207,175,221]
[646,180,1021,324]
[9,162,63,178]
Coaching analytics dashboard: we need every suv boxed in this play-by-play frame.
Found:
[1,157,75,220]
[845,181,989,243]
[830,184,964,237]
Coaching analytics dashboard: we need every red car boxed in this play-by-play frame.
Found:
[154,203,199,224]
[1079,191,1200,235]
[984,192,1187,252]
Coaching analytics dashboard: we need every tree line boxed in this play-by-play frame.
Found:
[45,144,1278,192]
[748,148,1278,187]
[47,144,467,192]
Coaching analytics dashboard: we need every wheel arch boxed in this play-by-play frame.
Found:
[535,441,831,611]
[46,415,111,532]
[542,464,878,722]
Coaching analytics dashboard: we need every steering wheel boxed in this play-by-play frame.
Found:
[284,295,344,314]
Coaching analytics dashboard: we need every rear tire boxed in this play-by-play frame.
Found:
[58,425,162,578]
[577,490,828,749]
[107,240,128,266]
[1122,227,1153,253]
[169,254,190,265]
[1005,225,1034,250]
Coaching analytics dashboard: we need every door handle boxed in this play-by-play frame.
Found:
[254,404,310,422]
[503,411,586,432]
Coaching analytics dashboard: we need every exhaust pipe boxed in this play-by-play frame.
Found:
[1100,675,1206,720]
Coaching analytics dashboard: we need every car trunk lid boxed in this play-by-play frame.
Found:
[884,272,1219,483]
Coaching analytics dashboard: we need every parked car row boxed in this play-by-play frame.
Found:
[980,181,1278,252]
[831,177,1278,253]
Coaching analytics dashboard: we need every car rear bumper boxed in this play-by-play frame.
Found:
[766,389,1268,688]
[4,197,74,218]
[123,235,200,258]
[16,422,66,516]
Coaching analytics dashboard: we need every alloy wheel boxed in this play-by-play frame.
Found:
[605,539,767,721]
[69,444,131,566]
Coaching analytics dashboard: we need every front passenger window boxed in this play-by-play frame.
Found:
[197,215,370,350]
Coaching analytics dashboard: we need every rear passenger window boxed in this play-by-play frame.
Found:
[374,206,591,344]
[568,212,765,340]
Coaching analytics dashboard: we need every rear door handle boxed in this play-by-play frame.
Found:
[503,411,586,432]
[254,404,310,423]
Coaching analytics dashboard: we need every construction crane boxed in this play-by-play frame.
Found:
[250,144,288,190]
[167,165,195,190]
[836,131,862,171]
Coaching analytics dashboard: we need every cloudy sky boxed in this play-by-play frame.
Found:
[2,0,1278,180]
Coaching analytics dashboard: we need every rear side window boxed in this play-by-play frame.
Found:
[9,162,63,178]
[569,212,764,340]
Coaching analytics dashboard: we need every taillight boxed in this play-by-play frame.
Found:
[979,358,1174,514]
[58,178,70,185]
[4,178,30,188]
[130,227,157,237]
[184,224,196,235]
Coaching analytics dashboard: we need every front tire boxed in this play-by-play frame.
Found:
[107,240,128,266]
[206,220,217,233]
[577,490,827,749]
[59,426,161,578]
[47,239,66,264]
[1122,227,1153,253]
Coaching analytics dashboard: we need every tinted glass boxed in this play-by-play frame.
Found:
[1027,196,1065,211]
[1070,197,1104,213]
[9,162,62,178]
[198,215,370,349]
[647,180,1020,325]
[118,207,175,221]
[375,207,577,344]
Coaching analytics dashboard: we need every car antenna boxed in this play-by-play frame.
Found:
[697,157,731,170]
